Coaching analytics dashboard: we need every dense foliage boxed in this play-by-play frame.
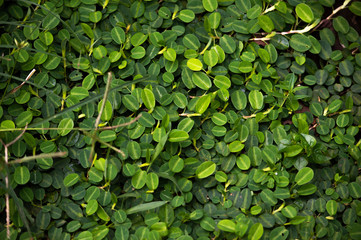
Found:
[1,0,361,239]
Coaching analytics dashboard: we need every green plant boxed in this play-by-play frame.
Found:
[1,0,361,239]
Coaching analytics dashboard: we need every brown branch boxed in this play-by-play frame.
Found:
[10,69,36,94]
[0,139,10,239]
[99,113,142,130]
[8,152,67,165]
[5,124,28,147]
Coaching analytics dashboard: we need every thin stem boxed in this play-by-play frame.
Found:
[8,152,67,165]
[312,0,352,32]
[88,72,113,163]
[10,69,36,94]
[5,124,28,147]
[0,139,10,239]
[95,72,112,131]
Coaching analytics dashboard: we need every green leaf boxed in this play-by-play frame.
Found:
[168,129,189,142]
[58,118,74,136]
[42,13,60,30]
[141,88,155,111]
[132,170,147,189]
[81,23,94,39]
[350,1,361,16]
[196,161,216,179]
[98,100,113,121]
[219,35,236,54]
[192,72,212,90]
[336,114,349,127]
[326,200,338,216]
[231,90,247,110]
[169,156,184,173]
[248,90,263,110]
[202,0,218,12]
[281,206,297,218]
[178,10,195,23]
[70,87,89,100]
[130,1,145,18]
[248,223,263,240]
[295,167,314,185]
[146,172,159,190]
[295,3,314,23]
[218,219,236,232]
[258,15,274,32]
[290,34,312,52]
[14,166,30,185]
[333,16,349,34]
[196,95,211,114]
[63,173,80,187]
[208,12,221,29]
[126,201,167,214]
[203,49,218,67]
[86,199,98,215]
[187,58,203,71]
[163,48,176,62]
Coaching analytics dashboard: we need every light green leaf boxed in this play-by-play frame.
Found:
[295,3,314,23]
[295,167,314,185]
[196,161,216,179]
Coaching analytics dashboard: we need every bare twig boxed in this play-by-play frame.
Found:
[0,124,28,239]
[99,114,142,130]
[10,69,36,94]
[0,139,10,239]
[8,152,67,165]
[6,124,28,147]
[94,72,113,131]
[0,115,143,132]
[312,0,352,32]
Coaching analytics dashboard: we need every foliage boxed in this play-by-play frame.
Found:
[0,0,361,239]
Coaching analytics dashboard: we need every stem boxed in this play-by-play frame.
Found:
[88,72,113,163]
[0,139,10,239]
[312,0,352,32]
[8,152,66,165]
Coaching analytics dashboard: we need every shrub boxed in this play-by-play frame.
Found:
[1,0,361,239]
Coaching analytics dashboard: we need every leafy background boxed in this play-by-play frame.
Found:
[0,0,361,239]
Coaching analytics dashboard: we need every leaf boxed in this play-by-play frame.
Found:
[248,223,263,240]
[58,118,74,136]
[196,95,211,114]
[14,166,30,185]
[336,114,349,127]
[196,161,216,179]
[218,219,236,232]
[231,90,247,110]
[258,15,274,32]
[86,199,98,215]
[98,100,113,121]
[326,200,338,216]
[208,12,221,29]
[187,58,203,71]
[202,0,218,12]
[248,90,263,110]
[295,3,314,23]
[350,2,361,16]
[63,173,80,187]
[290,34,312,52]
[178,10,195,23]
[131,170,147,189]
[146,172,159,190]
[168,129,189,142]
[295,167,314,185]
[141,88,155,111]
[126,201,167,214]
[163,48,176,62]
[192,72,212,90]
